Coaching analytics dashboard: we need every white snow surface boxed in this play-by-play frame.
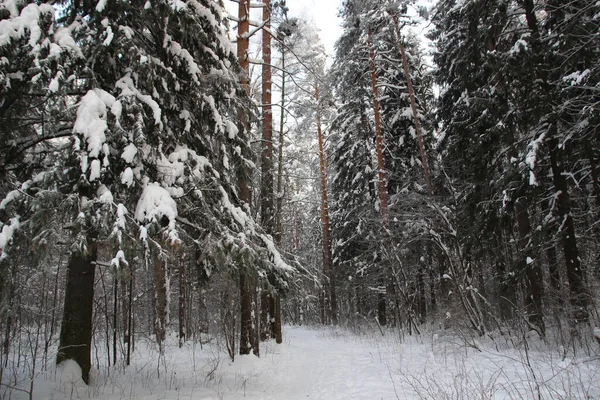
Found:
[14,326,600,400]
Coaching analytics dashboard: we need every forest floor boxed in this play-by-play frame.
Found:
[6,325,600,399]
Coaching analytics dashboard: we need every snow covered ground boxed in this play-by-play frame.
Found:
[5,325,600,399]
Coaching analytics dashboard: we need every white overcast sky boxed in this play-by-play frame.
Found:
[286,0,342,57]
[224,0,343,57]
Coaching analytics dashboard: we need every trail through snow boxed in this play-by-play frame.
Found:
[231,327,402,399]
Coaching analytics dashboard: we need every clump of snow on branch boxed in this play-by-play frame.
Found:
[0,217,20,260]
[135,183,179,244]
[525,132,546,186]
[73,89,117,178]
[0,3,54,47]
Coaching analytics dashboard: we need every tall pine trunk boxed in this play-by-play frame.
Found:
[368,32,388,326]
[315,85,337,325]
[259,0,282,341]
[237,0,259,356]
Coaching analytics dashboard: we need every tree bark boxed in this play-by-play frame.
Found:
[239,272,258,355]
[178,261,186,348]
[56,243,97,384]
[368,33,389,326]
[368,33,389,225]
[259,0,280,341]
[237,0,259,356]
[315,85,337,325]
[275,43,286,246]
[154,251,168,345]
[515,198,545,334]
[547,134,589,323]
[391,15,433,196]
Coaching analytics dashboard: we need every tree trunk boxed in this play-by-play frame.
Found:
[546,241,564,311]
[236,0,260,357]
[391,15,433,196]
[315,85,337,325]
[126,269,133,366]
[260,0,274,236]
[239,272,258,356]
[178,261,186,348]
[154,251,168,345]
[112,268,118,366]
[547,134,589,323]
[274,35,286,247]
[368,33,390,326]
[515,198,545,334]
[368,33,389,225]
[259,0,280,341]
[121,270,129,346]
[274,293,282,343]
[417,261,426,325]
[56,243,97,384]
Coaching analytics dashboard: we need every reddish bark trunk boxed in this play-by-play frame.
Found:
[368,33,389,326]
[315,86,337,325]
[391,16,434,196]
[237,0,259,356]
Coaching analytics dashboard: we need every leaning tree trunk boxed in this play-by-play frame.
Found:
[56,242,97,384]
[391,15,433,196]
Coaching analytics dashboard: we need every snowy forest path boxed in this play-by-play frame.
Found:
[227,326,402,400]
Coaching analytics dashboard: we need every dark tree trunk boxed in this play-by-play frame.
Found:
[260,291,270,341]
[126,270,133,366]
[547,135,589,323]
[515,198,545,334]
[56,244,97,384]
[546,242,564,310]
[274,293,282,343]
[239,272,258,356]
[377,289,387,326]
[112,269,118,366]
[153,252,167,345]
[417,263,426,325]
[494,228,516,320]
[178,261,186,348]
[121,270,129,345]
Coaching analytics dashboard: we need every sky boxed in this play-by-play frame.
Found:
[285,0,343,57]
[224,0,343,58]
